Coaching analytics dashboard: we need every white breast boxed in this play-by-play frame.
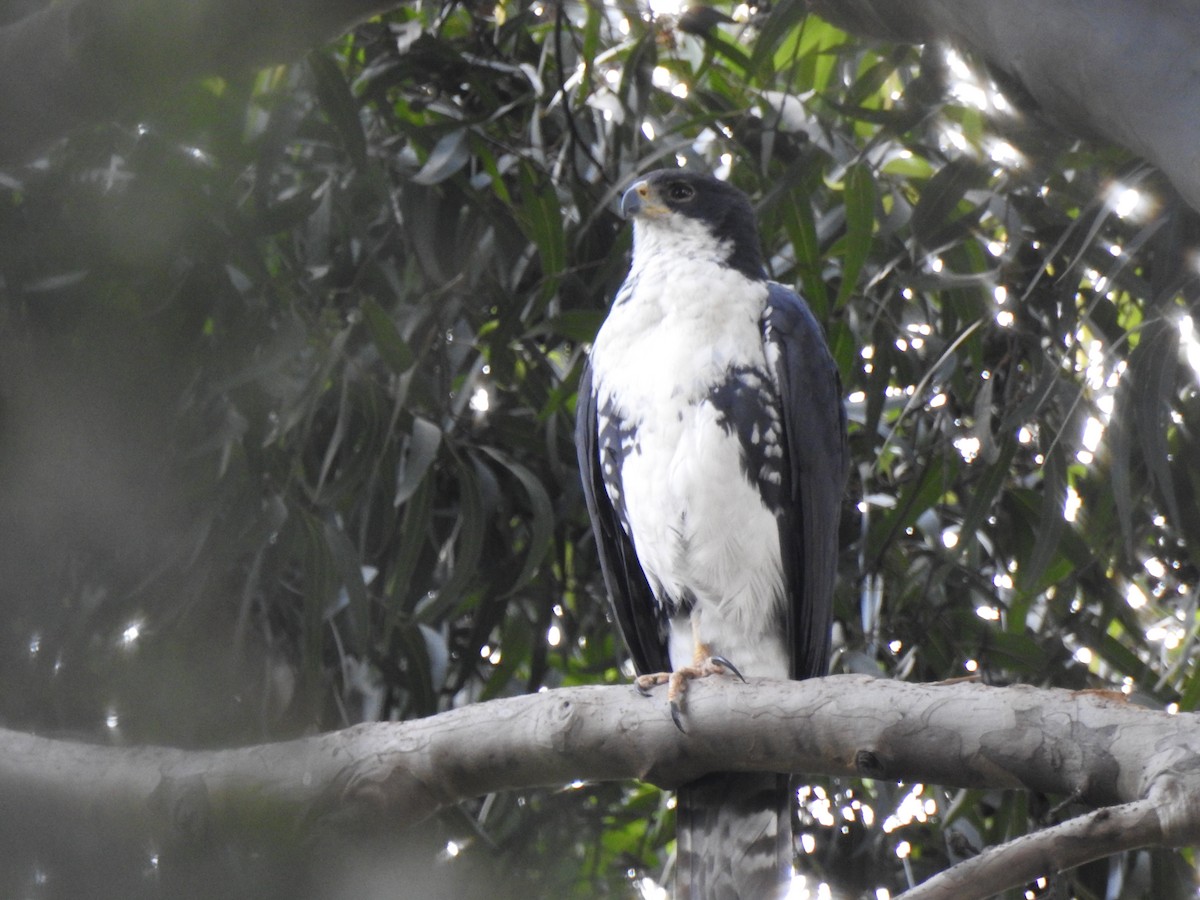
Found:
[590,256,789,678]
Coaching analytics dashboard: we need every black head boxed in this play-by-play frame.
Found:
[620,170,765,280]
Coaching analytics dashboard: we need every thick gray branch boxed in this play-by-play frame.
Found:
[810,0,1200,211]
[0,0,399,163]
[4,675,1200,898]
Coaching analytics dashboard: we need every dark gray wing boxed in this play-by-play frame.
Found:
[763,283,849,680]
[575,360,671,675]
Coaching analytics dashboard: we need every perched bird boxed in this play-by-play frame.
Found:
[576,170,849,899]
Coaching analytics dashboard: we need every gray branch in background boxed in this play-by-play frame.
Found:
[897,799,1165,900]
[810,0,1200,211]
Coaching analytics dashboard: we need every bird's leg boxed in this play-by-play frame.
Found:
[634,620,747,731]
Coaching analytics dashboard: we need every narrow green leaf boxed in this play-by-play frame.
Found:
[416,455,487,624]
[826,320,856,385]
[517,165,567,298]
[392,619,437,716]
[411,129,470,186]
[362,298,415,373]
[1109,377,1136,556]
[835,163,875,310]
[1018,443,1067,594]
[958,437,1017,553]
[479,447,554,596]
[388,474,434,617]
[546,309,605,343]
[294,511,336,712]
[703,33,752,73]
[911,159,989,247]
[479,611,532,701]
[747,0,807,79]
[781,195,829,316]
[867,455,948,568]
[395,416,442,506]
[581,4,602,76]
[845,58,899,110]
[985,631,1048,674]
[322,521,370,652]
[307,52,367,169]
[1134,320,1181,527]
[1078,623,1150,684]
[1178,662,1200,712]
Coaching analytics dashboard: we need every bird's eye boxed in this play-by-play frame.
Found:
[666,183,695,202]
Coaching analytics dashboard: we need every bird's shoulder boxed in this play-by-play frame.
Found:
[761,281,823,337]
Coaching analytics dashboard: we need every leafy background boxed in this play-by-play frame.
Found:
[1,1,1198,897]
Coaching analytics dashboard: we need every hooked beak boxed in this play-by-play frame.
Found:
[620,179,667,219]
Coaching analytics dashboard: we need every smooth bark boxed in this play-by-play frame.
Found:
[3,675,1200,898]
[898,799,1165,900]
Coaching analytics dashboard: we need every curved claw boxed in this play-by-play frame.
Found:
[709,655,747,683]
[669,698,687,733]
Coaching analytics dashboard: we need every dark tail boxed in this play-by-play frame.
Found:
[675,772,792,900]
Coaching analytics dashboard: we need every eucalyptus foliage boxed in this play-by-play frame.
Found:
[1,1,1197,897]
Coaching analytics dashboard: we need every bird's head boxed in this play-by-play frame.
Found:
[620,170,765,280]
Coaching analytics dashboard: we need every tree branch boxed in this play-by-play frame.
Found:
[897,799,1165,900]
[0,0,401,163]
[809,0,1200,213]
[4,675,1200,898]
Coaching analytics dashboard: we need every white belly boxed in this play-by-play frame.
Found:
[621,402,788,678]
[590,266,789,678]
